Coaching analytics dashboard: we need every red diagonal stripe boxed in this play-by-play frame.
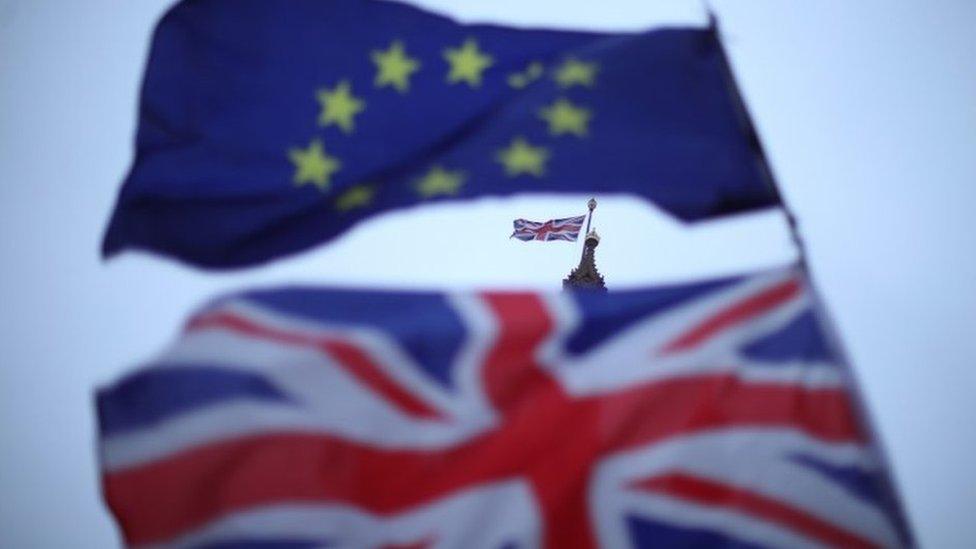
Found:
[187,312,444,420]
[601,375,864,451]
[633,473,878,549]
[661,277,802,354]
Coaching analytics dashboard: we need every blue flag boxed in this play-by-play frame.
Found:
[103,0,779,268]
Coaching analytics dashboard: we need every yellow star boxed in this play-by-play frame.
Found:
[316,80,365,133]
[496,137,549,177]
[336,184,375,211]
[443,38,494,88]
[372,40,421,93]
[416,165,466,197]
[287,139,340,191]
[507,61,544,89]
[507,73,529,89]
[554,57,597,88]
[539,98,591,137]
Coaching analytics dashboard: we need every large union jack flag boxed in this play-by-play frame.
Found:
[97,265,910,548]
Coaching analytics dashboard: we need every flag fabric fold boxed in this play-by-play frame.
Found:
[96,265,910,547]
[102,0,779,269]
[511,215,586,241]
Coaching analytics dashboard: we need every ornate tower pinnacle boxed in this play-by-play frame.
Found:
[563,230,607,291]
[563,198,607,291]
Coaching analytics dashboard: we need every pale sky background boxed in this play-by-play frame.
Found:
[1,0,975,547]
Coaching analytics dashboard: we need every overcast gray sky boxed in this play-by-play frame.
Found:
[1,0,974,547]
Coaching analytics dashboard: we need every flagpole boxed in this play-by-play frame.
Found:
[708,12,915,543]
[581,197,596,260]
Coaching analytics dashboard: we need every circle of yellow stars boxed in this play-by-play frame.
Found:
[287,37,598,212]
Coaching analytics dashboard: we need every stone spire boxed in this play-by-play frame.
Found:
[563,198,606,291]
[563,229,607,291]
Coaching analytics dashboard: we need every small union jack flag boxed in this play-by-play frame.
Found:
[511,215,586,242]
[97,265,911,547]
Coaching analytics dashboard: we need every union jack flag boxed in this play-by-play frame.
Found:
[97,265,911,548]
[511,215,586,241]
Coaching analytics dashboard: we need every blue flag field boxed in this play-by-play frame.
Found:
[103,0,779,268]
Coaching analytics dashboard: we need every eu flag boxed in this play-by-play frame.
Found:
[103,0,779,268]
